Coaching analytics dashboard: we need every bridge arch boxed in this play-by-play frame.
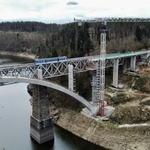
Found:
[0,76,96,114]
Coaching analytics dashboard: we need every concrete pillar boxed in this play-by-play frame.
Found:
[37,69,43,80]
[30,69,54,144]
[112,58,119,88]
[130,56,136,72]
[68,64,74,91]
[141,54,148,62]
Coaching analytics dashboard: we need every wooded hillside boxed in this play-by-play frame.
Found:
[0,21,150,58]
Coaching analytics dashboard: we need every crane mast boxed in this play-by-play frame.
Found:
[74,17,150,115]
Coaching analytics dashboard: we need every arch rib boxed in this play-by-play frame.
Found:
[0,76,97,114]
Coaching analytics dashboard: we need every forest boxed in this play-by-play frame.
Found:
[0,21,150,59]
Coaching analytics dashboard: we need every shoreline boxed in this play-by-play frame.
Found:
[56,108,150,150]
[0,51,36,60]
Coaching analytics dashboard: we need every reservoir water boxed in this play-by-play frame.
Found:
[0,57,105,150]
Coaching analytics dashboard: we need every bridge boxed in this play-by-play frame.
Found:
[0,50,150,144]
[0,50,149,78]
[0,50,149,91]
[0,76,95,113]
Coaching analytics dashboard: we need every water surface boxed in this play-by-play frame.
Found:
[0,56,105,150]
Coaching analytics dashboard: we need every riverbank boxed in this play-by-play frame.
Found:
[0,51,36,60]
[56,108,150,150]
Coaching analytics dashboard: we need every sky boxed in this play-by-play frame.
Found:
[0,0,150,24]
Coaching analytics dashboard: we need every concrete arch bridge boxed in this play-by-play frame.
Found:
[0,76,97,144]
[0,76,95,113]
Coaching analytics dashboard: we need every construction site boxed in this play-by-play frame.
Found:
[52,18,150,150]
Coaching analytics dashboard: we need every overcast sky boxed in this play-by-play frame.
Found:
[0,0,150,24]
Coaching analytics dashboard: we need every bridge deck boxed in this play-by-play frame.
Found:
[0,50,149,79]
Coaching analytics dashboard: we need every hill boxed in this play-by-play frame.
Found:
[0,21,150,58]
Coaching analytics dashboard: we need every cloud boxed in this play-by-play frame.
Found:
[0,0,56,12]
[0,0,150,24]
[67,1,78,6]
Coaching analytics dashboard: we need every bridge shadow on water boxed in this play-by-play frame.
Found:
[30,125,107,150]
[31,138,54,150]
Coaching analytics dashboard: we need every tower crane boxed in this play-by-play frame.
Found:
[74,17,150,115]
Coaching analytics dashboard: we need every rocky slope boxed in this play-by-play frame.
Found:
[55,108,150,150]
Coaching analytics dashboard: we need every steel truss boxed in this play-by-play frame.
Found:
[0,58,89,78]
[0,52,147,79]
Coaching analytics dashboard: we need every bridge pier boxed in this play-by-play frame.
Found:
[130,56,136,72]
[112,58,119,88]
[141,54,149,62]
[30,85,54,144]
[68,64,74,91]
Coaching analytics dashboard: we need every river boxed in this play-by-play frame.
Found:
[0,57,105,150]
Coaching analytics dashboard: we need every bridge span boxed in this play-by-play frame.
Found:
[0,50,149,79]
[0,76,96,114]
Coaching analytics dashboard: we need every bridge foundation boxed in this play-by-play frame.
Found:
[30,116,53,144]
[30,85,54,144]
